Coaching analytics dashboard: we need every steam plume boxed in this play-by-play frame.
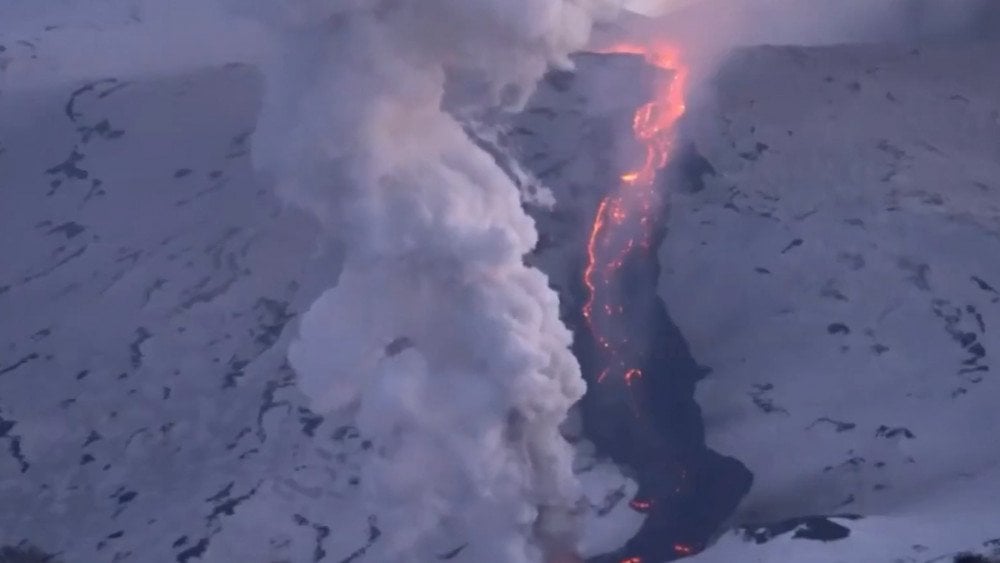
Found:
[246,1,620,560]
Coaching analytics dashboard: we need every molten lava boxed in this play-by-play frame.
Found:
[673,544,696,556]
[628,498,653,512]
[582,43,688,392]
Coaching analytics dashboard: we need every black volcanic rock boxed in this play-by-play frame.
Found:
[741,514,861,544]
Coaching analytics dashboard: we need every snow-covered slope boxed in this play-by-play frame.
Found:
[0,29,644,563]
[663,41,1000,562]
[3,14,999,563]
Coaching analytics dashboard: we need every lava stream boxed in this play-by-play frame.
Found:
[582,43,688,389]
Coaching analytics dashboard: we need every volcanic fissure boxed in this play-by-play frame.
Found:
[541,48,753,562]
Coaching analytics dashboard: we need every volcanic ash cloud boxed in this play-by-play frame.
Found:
[244,1,624,561]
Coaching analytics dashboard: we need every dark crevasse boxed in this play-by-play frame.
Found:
[509,57,753,561]
[569,210,753,562]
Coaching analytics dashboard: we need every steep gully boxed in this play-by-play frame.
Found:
[519,49,753,562]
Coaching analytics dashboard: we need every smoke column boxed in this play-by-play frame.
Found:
[244,1,621,561]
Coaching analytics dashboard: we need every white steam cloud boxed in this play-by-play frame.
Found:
[246,1,622,561]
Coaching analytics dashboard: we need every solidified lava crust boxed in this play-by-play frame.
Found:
[569,158,751,563]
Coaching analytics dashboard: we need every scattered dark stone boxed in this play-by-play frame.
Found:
[80,454,95,465]
[207,482,259,520]
[821,284,848,301]
[809,417,856,433]
[117,491,137,505]
[175,538,209,563]
[338,516,381,563]
[45,149,89,184]
[754,267,770,274]
[897,258,931,291]
[971,276,998,295]
[743,515,859,544]
[827,323,850,335]
[954,555,1000,563]
[291,514,331,562]
[171,537,187,549]
[30,329,51,341]
[47,222,86,239]
[966,343,986,361]
[966,305,986,333]
[65,79,118,122]
[876,425,915,439]
[128,328,152,369]
[255,371,295,441]
[173,169,193,179]
[83,431,102,447]
[7,436,31,473]
[97,82,130,100]
[0,353,40,376]
[205,482,234,503]
[780,238,803,254]
[385,337,413,357]
[957,332,978,348]
[0,417,14,439]
[749,383,788,415]
[838,494,856,507]
[298,408,324,437]
[439,545,467,560]
[222,357,249,389]
[83,178,105,203]
[0,543,61,562]
[78,120,124,143]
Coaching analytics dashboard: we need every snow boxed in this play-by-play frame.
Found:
[0,27,643,563]
[2,10,1000,563]
[664,41,1000,562]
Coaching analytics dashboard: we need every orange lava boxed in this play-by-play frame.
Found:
[673,543,696,556]
[582,43,688,392]
[628,498,653,512]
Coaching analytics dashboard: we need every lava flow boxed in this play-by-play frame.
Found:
[582,43,688,391]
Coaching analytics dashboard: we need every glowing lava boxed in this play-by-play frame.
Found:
[582,43,688,391]
[673,544,696,556]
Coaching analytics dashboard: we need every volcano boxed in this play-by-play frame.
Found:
[2,10,1000,563]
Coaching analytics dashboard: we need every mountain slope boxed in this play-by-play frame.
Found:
[665,41,1000,562]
